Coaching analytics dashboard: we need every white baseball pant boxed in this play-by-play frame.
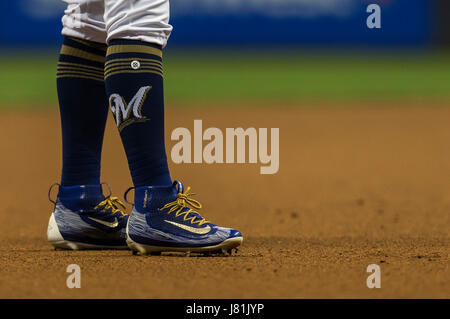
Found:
[61,0,172,47]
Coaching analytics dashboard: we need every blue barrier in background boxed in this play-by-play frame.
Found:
[0,0,433,47]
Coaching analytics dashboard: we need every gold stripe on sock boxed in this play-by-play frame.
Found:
[57,74,104,82]
[69,37,107,51]
[105,57,162,67]
[104,61,163,73]
[104,65,163,77]
[56,70,105,79]
[104,64,163,76]
[58,62,104,73]
[106,45,162,58]
[57,66,104,76]
[60,45,106,63]
[57,69,104,80]
[104,69,163,80]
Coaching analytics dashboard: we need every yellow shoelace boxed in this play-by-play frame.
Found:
[160,186,209,226]
[94,196,127,216]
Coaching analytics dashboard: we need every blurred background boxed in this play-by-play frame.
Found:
[0,0,449,107]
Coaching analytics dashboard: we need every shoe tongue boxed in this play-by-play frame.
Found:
[58,185,105,211]
[134,183,178,211]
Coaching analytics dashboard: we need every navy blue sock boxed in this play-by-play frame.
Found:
[57,36,108,186]
[104,40,171,187]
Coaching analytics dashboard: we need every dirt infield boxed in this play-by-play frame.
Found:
[0,102,449,298]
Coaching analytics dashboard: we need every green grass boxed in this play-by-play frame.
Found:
[1,50,450,108]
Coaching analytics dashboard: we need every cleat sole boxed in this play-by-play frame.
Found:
[127,236,243,256]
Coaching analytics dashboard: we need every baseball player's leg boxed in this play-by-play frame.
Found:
[59,0,108,186]
[103,0,172,187]
[103,1,242,255]
[48,0,128,250]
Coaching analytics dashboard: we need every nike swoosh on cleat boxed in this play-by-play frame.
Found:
[164,220,211,235]
[88,216,119,228]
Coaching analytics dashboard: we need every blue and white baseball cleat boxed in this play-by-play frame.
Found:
[125,181,243,255]
[47,184,129,250]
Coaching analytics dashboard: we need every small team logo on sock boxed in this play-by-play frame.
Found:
[109,86,151,132]
[131,60,141,70]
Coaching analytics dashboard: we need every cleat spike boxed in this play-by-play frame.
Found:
[132,250,138,255]
[136,245,146,255]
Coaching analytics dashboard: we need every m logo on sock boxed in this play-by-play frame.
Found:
[109,86,152,132]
